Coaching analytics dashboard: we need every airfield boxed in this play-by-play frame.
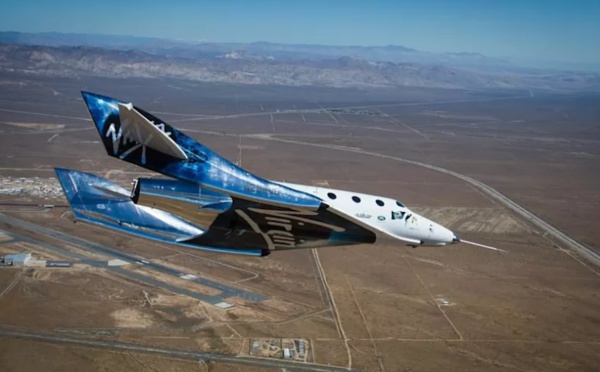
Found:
[0,74,599,371]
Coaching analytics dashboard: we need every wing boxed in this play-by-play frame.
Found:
[181,198,376,253]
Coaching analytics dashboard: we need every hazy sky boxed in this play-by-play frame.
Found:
[2,0,599,64]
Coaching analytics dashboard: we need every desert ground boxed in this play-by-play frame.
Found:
[0,74,599,371]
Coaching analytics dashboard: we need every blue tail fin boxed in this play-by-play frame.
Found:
[80,91,323,209]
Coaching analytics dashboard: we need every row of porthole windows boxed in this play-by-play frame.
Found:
[326,192,404,208]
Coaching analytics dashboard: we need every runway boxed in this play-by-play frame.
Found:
[0,213,266,306]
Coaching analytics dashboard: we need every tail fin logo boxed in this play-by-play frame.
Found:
[105,121,134,155]
[103,116,173,164]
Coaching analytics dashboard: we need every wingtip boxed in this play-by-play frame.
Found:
[54,167,75,180]
[79,91,124,139]
[53,168,78,204]
[80,91,101,104]
[81,91,125,105]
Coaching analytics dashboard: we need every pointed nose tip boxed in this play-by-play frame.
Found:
[452,232,461,244]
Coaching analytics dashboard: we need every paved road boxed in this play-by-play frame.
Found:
[0,224,229,304]
[0,328,359,372]
[171,94,531,123]
[0,214,266,304]
[247,135,600,267]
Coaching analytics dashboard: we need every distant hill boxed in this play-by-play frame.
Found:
[0,32,599,92]
[0,31,511,69]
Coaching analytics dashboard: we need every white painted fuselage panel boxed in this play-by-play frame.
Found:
[280,182,456,247]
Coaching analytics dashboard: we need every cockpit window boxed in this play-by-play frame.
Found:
[396,201,404,207]
[391,211,405,220]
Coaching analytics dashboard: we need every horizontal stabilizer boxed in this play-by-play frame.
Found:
[118,103,188,161]
[55,168,264,256]
[55,168,202,240]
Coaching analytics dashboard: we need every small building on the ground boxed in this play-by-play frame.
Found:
[1,253,31,266]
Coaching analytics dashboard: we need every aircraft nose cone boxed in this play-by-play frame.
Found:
[452,232,461,244]
[429,221,456,246]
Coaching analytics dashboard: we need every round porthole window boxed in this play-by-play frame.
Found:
[327,192,337,200]
[352,196,361,203]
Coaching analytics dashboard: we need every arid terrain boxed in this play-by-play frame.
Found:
[0,74,599,371]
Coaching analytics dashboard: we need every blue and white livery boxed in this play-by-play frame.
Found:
[55,92,485,257]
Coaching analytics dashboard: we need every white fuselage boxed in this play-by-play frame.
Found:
[281,182,457,247]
